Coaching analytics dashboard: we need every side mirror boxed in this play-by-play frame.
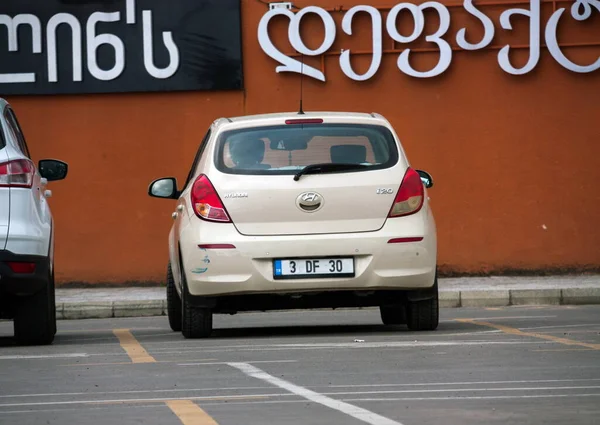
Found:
[148,177,179,199]
[416,170,434,189]
[39,159,68,181]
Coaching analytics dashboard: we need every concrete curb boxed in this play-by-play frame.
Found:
[56,300,166,320]
[438,287,600,309]
[54,286,600,320]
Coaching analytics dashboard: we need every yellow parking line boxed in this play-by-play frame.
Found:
[113,329,156,363]
[456,319,600,350]
[166,400,220,425]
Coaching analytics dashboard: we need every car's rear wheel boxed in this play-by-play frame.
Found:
[14,274,56,345]
[166,262,182,332]
[380,305,406,325]
[406,277,439,331]
[181,269,212,339]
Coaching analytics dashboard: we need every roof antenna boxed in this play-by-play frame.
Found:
[298,53,305,115]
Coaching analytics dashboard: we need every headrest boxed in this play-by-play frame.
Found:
[330,145,367,164]
[229,139,265,165]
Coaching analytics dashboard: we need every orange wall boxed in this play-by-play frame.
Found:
[5,0,600,283]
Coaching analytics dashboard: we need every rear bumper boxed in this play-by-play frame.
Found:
[179,215,437,298]
[0,250,50,297]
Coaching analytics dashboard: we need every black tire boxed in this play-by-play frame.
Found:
[181,270,212,339]
[14,276,55,345]
[167,262,182,332]
[407,278,439,331]
[50,271,57,336]
[380,305,406,325]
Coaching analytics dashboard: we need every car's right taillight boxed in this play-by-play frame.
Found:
[190,174,231,223]
[0,159,35,188]
[388,168,424,218]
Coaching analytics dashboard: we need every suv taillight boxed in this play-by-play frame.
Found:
[388,168,424,217]
[0,159,34,188]
[190,175,231,222]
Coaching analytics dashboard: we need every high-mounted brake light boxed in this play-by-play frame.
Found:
[190,174,231,223]
[388,168,424,218]
[0,159,35,188]
[285,118,323,125]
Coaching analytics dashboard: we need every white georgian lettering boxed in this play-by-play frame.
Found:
[387,2,452,78]
[456,0,495,50]
[47,13,83,82]
[386,3,424,44]
[545,0,600,72]
[142,10,180,79]
[0,73,35,84]
[340,6,383,81]
[126,0,136,25]
[288,6,336,56]
[87,12,125,81]
[257,7,331,81]
[498,0,541,75]
[0,14,42,84]
[0,14,42,53]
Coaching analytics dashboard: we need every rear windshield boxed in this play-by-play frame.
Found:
[215,124,399,175]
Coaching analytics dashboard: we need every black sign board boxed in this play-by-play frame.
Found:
[0,0,243,95]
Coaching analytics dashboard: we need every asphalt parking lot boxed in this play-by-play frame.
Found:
[1,305,599,425]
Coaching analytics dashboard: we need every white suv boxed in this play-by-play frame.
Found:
[149,112,437,338]
[0,98,68,345]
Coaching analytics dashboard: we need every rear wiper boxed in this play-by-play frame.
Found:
[293,163,368,181]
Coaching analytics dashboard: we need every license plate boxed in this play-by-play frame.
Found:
[273,258,355,279]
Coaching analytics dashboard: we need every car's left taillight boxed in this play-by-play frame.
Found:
[190,174,231,223]
[0,159,35,188]
[388,167,425,218]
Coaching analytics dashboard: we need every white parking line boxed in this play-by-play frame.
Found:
[456,315,557,321]
[519,323,600,331]
[0,353,88,360]
[341,393,600,402]
[7,378,600,401]
[139,340,550,355]
[324,385,600,396]
[0,393,284,408]
[4,377,600,400]
[193,393,600,407]
[0,386,270,399]
[264,340,541,348]
[229,362,404,425]
[1,384,599,410]
[0,404,163,415]
[6,392,600,413]
[177,360,297,366]
[327,378,600,388]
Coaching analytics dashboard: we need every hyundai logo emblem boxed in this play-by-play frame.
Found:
[297,192,323,212]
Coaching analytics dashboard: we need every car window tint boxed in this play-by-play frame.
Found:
[216,124,398,176]
[0,116,6,149]
[4,109,31,158]
[184,128,212,189]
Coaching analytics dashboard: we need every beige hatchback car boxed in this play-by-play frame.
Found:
[149,112,437,338]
